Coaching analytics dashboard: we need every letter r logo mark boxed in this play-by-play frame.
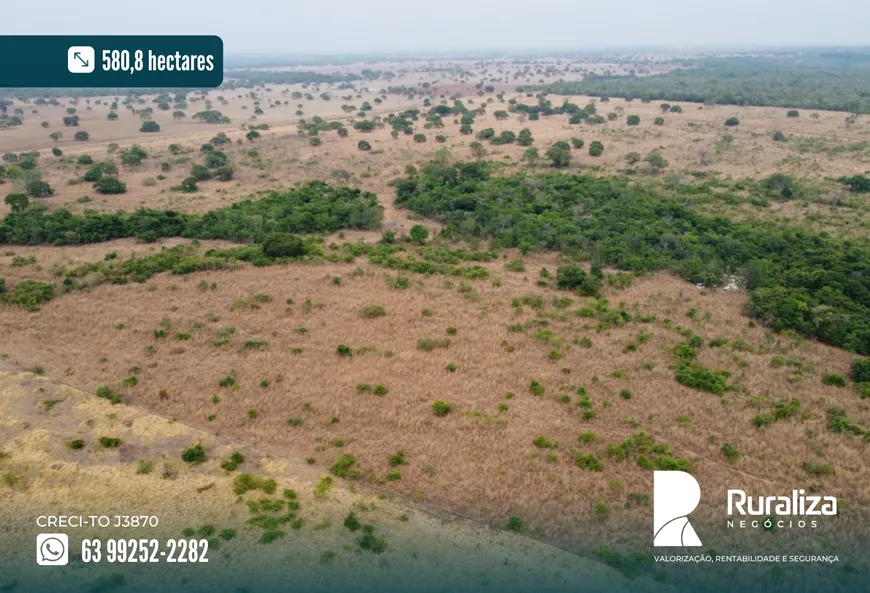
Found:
[654,471,702,546]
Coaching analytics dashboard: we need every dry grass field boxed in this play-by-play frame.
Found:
[0,364,661,592]
[1,56,869,587]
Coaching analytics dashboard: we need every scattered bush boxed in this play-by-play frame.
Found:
[432,400,452,416]
[181,443,207,464]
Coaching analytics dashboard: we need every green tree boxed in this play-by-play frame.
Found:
[357,140,371,151]
[589,141,604,157]
[546,141,572,168]
[624,152,642,165]
[470,141,486,159]
[73,131,90,141]
[626,115,640,126]
[4,193,29,212]
[262,233,306,258]
[94,177,126,194]
[517,128,533,146]
[522,147,539,166]
[26,179,54,197]
[214,165,234,181]
[409,224,429,244]
[140,121,160,133]
[178,176,198,193]
[645,151,668,173]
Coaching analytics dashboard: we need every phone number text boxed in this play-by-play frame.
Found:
[81,539,209,563]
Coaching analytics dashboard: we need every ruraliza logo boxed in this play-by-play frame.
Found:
[654,471,702,546]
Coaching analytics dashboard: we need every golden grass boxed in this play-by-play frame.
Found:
[0,366,650,592]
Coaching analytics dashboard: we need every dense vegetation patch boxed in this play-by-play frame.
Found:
[534,56,870,113]
[395,161,870,354]
[0,181,382,245]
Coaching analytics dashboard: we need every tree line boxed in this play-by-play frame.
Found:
[0,181,383,245]
[534,57,870,114]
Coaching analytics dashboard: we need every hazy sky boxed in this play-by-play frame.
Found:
[3,0,869,54]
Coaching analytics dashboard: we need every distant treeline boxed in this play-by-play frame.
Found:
[0,88,203,101]
[0,181,382,245]
[395,161,870,354]
[534,56,870,113]
[223,70,363,87]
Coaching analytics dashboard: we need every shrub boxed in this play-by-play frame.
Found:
[675,363,727,395]
[626,115,640,126]
[66,439,85,450]
[556,264,601,295]
[3,279,55,311]
[588,141,604,156]
[94,177,126,194]
[721,443,740,464]
[74,131,90,141]
[417,337,450,352]
[533,436,558,449]
[357,140,372,151]
[822,373,847,387]
[787,110,800,118]
[724,117,740,127]
[99,436,122,448]
[94,385,121,404]
[574,453,604,471]
[389,450,407,467]
[330,454,359,478]
[360,305,387,319]
[772,130,786,141]
[802,461,833,476]
[181,443,207,464]
[505,258,525,272]
[529,380,545,396]
[850,359,870,383]
[140,121,160,133]
[432,400,452,416]
[220,452,245,471]
[232,473,277,495]
[504,516,525,533]
[409,224,429,243]
[343,512,361,531]
[336,344,353,357]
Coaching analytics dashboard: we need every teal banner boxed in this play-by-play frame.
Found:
[0,35,223,88]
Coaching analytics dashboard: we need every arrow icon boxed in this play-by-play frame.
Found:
[68,46,95,74]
